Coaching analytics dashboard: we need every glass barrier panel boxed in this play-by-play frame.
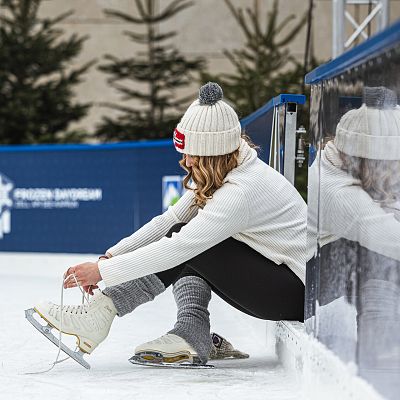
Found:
[306,44,400,400]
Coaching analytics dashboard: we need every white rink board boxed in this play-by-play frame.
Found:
[0,252,302,400]
[275,321,384,400]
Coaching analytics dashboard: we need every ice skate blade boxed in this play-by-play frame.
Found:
[24,308,91,370]
[129,355,214,369]
[209,351,250,360]
[210,353,249,360]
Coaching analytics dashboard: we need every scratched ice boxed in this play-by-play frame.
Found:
[0,253,302,400]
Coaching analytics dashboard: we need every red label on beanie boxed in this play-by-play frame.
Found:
[173,128,185,150]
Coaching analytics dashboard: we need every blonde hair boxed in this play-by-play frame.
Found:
[180,134,258,208]
[339,152,400,207]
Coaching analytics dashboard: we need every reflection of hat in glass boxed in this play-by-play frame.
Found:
[334,87,400,160]
[173,82,242,156]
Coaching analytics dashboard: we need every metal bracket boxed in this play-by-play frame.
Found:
[296,126,307,168]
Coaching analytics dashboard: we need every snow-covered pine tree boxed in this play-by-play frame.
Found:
[0,0,94,144]
[96,0,205,141]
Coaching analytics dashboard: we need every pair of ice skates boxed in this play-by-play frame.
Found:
[25,290,248,369]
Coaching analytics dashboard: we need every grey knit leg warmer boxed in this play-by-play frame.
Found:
[103,274,165,317]
[168,276,212,364]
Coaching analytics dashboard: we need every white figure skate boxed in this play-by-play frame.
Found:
[25,290,117,369]
[129,333,214,369]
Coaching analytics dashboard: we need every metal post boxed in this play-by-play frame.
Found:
[283,103,297,185]
[269,107,280,173]
[379,0,390,29]
[332,0,345,58]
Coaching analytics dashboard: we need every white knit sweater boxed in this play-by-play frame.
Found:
[98,139,307,287]
[307,140,400,261]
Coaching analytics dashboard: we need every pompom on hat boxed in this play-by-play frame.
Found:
[173,82,242,156]
[334,86,400,160]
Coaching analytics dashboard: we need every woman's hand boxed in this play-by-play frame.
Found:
[83,284,99,295]
[98,252,112,261]
[64,262,102,290]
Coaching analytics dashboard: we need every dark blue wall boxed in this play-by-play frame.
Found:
[0,141,182,254]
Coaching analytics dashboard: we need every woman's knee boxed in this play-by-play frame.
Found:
[173,265,204,285]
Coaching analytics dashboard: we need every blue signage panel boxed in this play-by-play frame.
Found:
[0,141,182,254]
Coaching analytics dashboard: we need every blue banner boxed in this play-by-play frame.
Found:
[0,141,182,254]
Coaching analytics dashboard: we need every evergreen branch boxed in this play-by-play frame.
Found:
[223,0,242,26]
[246,6,262,40]
[265,0,279,42]
[96,101,143,114]
[62,59,96,84]
[275,14,296,36]
[0,14,14,26]
[238,8,254,42]
[223,0,253,41]
[152,31,177,42]
[124,30,176,44]
[276,14,307,47]
[123,31,149,44]
[145,0,152,15]
[40,9,74,28]
[103,9,146,24]
[158,0,193,20]
[98,55,138,80]
[112,85,150,101]
[106,0,193,24]
[223,50,252,77]
[165,93,195,107]
[21,1,38,20]
[232,48,257,64]
[56,130,89,144]
[135,0,148,20]
[0,0,17,13]
[30,33,91,75]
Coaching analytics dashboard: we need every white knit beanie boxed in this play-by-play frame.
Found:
[334,87,400,160]
[173,82,242,156]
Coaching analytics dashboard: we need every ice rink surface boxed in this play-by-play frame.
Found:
[0,253,302,400]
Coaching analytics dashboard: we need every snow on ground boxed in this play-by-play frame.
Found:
[0,252,302,400]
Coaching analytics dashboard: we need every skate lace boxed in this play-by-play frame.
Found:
[58,303,89,315]
[25,272,90,374]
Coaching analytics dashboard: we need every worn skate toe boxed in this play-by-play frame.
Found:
[135,333,200,365]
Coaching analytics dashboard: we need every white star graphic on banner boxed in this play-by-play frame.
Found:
[0,175,13,214]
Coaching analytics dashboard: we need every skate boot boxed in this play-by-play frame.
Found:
[130,333,212,368]
[130,275,213,369]
[33,290,117,354]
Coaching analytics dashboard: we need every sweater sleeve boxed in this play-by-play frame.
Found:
[98,184,249,287]
[324,186,400,261]
[106,189,198,257]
